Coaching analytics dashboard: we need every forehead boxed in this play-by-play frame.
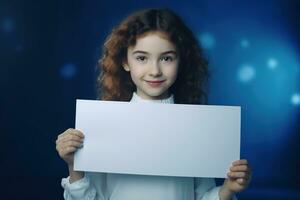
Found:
[129,31,176,53]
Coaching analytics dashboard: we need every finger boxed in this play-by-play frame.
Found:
[56,136,83,153]
[237,178,248,185]
[56,141,69,153]
[64,140,84,149]
[56,128,73,145]
[230,165,249,172]
[57,128,84,140]
[56,143,61,152]
[57,130,84,144]
[227,172,249,179]
[61,146,77,155]
[232,159,248,166]
[57,128,73,139]
[62,134,84,144]
[70,129,85,139]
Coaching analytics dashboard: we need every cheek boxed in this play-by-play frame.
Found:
[129,67,144,82]
[165,65,179,82]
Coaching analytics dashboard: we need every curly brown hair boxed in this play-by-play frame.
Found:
[97,8,209,104]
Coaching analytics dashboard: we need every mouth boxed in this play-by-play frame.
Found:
[145,80,165,87]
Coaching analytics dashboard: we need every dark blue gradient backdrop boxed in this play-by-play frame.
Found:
[1,0,299,199]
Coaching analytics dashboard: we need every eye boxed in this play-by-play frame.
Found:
[136,56,147,62]
[160,56,174,62]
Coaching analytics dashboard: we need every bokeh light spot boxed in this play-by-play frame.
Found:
[267,58,278,69]
[237,64,256,83]
[291,93,300,106]
[2,18,14,33]
[241,38,250,48]
[60,63,77,79]
[198,32,216,49]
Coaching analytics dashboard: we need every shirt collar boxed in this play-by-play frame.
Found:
[130,92,174,104]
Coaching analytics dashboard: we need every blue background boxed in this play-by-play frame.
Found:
[1,0,299,199]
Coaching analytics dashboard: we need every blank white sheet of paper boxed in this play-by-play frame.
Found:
[74,99,240,178]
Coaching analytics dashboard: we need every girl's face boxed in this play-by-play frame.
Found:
[123,32,179,100]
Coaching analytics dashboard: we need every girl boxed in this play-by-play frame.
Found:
[56,8,252,200]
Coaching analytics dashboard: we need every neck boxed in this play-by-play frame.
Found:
[130,92,174,104]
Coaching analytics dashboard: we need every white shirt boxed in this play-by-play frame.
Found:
[61,92,237,200]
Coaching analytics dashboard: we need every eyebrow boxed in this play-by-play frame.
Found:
[132,50,177,55]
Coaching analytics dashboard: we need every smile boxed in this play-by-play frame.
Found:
[145,80,165,87]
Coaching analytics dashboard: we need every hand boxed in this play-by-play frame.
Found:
[55,128,85,167]
[221,159,252,196]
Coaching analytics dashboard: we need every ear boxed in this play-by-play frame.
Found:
[123,63,130,72]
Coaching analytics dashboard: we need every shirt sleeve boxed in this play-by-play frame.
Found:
[194,178,237,200]
[61,172,106,200]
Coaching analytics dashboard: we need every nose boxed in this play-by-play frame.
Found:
[149,61,162,77]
